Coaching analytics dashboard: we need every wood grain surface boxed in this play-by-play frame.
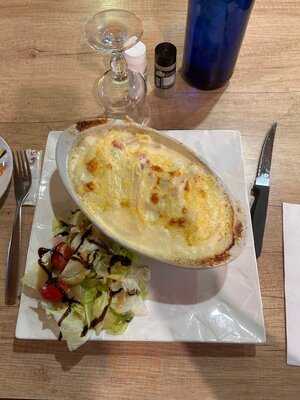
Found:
[1,0,300,399]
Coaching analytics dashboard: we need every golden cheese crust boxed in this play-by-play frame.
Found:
[69,128,240,266]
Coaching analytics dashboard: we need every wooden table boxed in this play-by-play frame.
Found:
[1,0,299,399]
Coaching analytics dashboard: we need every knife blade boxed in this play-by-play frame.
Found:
[251,122,277,257]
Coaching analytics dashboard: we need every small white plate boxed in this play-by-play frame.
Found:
[0,136,13,199]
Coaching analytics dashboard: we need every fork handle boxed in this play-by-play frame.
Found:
[5,203,22,305]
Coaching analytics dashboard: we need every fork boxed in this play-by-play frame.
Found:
[5,150,32,305]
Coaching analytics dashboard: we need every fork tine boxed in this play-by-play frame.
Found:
[23,150,31,179]
[20,151,25,177]
[19,150,26,177]
[12,151,19,180]
[15,151,21,176]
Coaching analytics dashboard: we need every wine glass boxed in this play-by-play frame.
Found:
[85,9,148,124]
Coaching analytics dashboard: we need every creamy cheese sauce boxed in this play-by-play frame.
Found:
[68,128,235,265]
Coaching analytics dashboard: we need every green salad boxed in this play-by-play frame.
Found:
[23,210,150,350]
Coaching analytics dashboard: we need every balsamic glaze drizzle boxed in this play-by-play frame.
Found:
[109,254,131,267]
[127,289,139,296]
[54,231,69,237]
[58,305,72,326]
[59,220,69,227]
[88,238,113,255]
[90,303,110,329]
[73,226,92,254]
[38,247,51,259]
[80,325,89,337]
[88,288,118,333]
[87,250,99,269]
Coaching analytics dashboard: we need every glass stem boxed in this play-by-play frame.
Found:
[110,51,128,82]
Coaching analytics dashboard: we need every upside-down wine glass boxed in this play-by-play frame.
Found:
[85,9,148,124]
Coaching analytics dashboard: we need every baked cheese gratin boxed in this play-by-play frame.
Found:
[69,128,240,266]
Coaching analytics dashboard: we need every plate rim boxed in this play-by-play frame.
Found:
[0,136,13,199]
[16,129,266,344]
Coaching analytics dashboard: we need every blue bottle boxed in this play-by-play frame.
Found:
[182,0,255,90]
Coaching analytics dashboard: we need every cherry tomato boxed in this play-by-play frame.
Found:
[51,242,73,271]
[40,281,69,302]
[58,280,70,294]
[40,283,63,302]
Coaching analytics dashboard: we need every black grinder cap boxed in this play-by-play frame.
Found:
[155,42,177,68]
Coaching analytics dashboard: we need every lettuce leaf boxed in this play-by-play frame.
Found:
[108,263,129,281]
[72,303,86,321]
[78,240,99,262]
[130,265,151,299]
[96,281,109,292]
[93,293,109,319]
[111,243,137,263]
[52,218,70,237]
[60,259,89,285]
[73,286,97,327]
[81,287,97,304]
[103,307,134,335]
[121,265,151,298]
[111,291,147,316]
[41,301,88,351]
[122,277,140,293]
[69,210,90,231]
[60,311,89,351]
[93,252,110,277]
[84,303,93,328]
[109,280,123,292]
[42,301,69,322]
[70,233,83,252]
[23,263,48,291]
[81,277,98,289]
[92,292,109,335]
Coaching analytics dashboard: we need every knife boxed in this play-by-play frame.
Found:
[251,123,277,258]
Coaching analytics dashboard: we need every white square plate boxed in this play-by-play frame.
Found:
[16,130,265,343]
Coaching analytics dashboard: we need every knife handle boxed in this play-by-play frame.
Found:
[251,185,269,258]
